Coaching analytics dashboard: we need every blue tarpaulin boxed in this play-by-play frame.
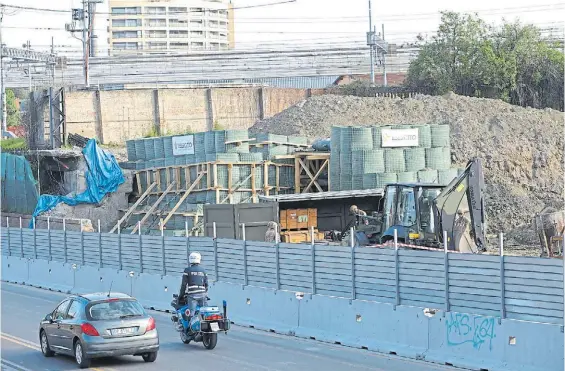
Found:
[0,152,39,215]
[30,139,125,224]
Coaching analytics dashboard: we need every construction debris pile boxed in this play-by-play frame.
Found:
[116,130,309,235]
[330,124,461,191]
[250,93,564,244]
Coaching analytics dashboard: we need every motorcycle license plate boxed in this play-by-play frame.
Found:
[111,327,136,336]
[210,322,220,332]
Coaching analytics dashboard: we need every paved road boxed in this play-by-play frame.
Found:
[0,283,462,371]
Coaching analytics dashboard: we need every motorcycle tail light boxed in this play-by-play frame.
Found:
[205,314,222,321]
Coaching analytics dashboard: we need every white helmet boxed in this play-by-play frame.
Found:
[189,252,201,265]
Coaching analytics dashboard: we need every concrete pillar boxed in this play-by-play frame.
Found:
[93,90,104,144]
[258,87,265,120]
[205,88,214,131]
[152,89,161,135]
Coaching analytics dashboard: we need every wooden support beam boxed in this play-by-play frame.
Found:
[298,158,323,193]
[135,173,142,195]
[110,182,158,233]
[303,159,328,193]
[161,173,205,227]
[294,157,301,194]
[131,181,176,234]
[221,172,253,204]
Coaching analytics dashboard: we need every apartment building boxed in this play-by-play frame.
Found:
[108,0,235,54]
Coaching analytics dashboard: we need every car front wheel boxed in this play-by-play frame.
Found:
[74,340,91,369]
[40,330,54,357]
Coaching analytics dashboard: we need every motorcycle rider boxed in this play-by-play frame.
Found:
[178,252,209,319]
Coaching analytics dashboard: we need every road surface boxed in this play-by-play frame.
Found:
[0,282,462,371]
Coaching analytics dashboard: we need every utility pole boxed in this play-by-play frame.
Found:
[382,24,387,87]
[66,1,102,87]
[367,0,375,84]
[0,6,6,134]
[24,40,32,91]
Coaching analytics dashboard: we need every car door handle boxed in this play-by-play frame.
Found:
[69,325,74,330]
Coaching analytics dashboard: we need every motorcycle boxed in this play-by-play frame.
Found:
[170,293,230,350]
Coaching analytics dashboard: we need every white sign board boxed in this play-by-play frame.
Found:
[172,135,195,155]
[381,128,419,147]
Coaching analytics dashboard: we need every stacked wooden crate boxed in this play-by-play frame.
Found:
[279,208,324,243]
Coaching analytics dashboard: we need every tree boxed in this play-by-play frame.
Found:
[6,89,21,127]
[405,12,564,111]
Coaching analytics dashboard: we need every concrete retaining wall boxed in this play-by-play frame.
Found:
[1,255,562,371]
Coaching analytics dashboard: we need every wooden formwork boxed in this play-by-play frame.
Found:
[132,160,293,203]
[273,152,330,194]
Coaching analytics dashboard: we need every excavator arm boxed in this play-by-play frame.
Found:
[433,158,487,253]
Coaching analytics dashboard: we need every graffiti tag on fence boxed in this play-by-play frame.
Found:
[446,313,495,351]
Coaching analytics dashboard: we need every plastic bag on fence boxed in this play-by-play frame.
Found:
[30,139,125,227]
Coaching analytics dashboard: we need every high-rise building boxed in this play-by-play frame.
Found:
[107,0,234,55]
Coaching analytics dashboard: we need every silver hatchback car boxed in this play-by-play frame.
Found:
[39,292,159,369]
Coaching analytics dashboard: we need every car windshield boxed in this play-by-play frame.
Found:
[87,299,145,321]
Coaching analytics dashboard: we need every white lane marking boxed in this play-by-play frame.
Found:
[1,358,35,371]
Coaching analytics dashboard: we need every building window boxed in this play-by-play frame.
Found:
[145,7,166,15]
[169,19,188,28]
[218,9,227,16]
[189,7,204,15]
[113,19,141,27]
[112,31,141,39]
[169,30,188,38]
[209,31,219,39]
[170,42,189,49]
[113,42,139,50]
[219,21,227,28]
[145,19,166,27]
[169,7,187,14]
[191,30,204,38]
[191,42,204,50]
[190,19,203,28]
[209,42,220,50]
[111,7,140,15]
[209,20,219,28]
[146,42,167,50]
[147,30,167,38]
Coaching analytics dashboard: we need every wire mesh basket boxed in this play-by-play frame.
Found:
[417,169,439,183]
[384,148,406,172]
[431,124,451,148]
[404,147,426,172]
[425,147,451,170]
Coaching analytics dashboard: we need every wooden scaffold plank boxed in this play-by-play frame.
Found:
[110,181,158,233]
[131,181,177,234]
[161,172,205,227]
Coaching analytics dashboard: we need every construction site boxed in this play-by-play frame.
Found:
[2,88,563,258]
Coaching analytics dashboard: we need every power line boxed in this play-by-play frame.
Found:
[0,0,297,15]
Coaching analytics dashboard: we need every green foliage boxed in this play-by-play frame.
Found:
[0,138,26,150]
[143,126,159,138]
[6,89,21,127]
[213,120,224,131]
[405,12,564,110]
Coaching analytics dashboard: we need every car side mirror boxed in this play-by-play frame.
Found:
[173,294,178,299]
[45,314,53,323]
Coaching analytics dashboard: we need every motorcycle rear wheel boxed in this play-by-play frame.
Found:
[180,330,191,344]
[202,333,218,350]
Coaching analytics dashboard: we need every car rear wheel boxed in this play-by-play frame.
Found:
[142,352,158,362]
[40,331,54,357]
[74,340,91,369]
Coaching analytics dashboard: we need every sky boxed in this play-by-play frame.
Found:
[1,0,563,56]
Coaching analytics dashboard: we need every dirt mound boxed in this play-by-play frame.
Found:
[251,93,564,246]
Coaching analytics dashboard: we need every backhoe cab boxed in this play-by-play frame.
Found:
[354,158,487,253]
